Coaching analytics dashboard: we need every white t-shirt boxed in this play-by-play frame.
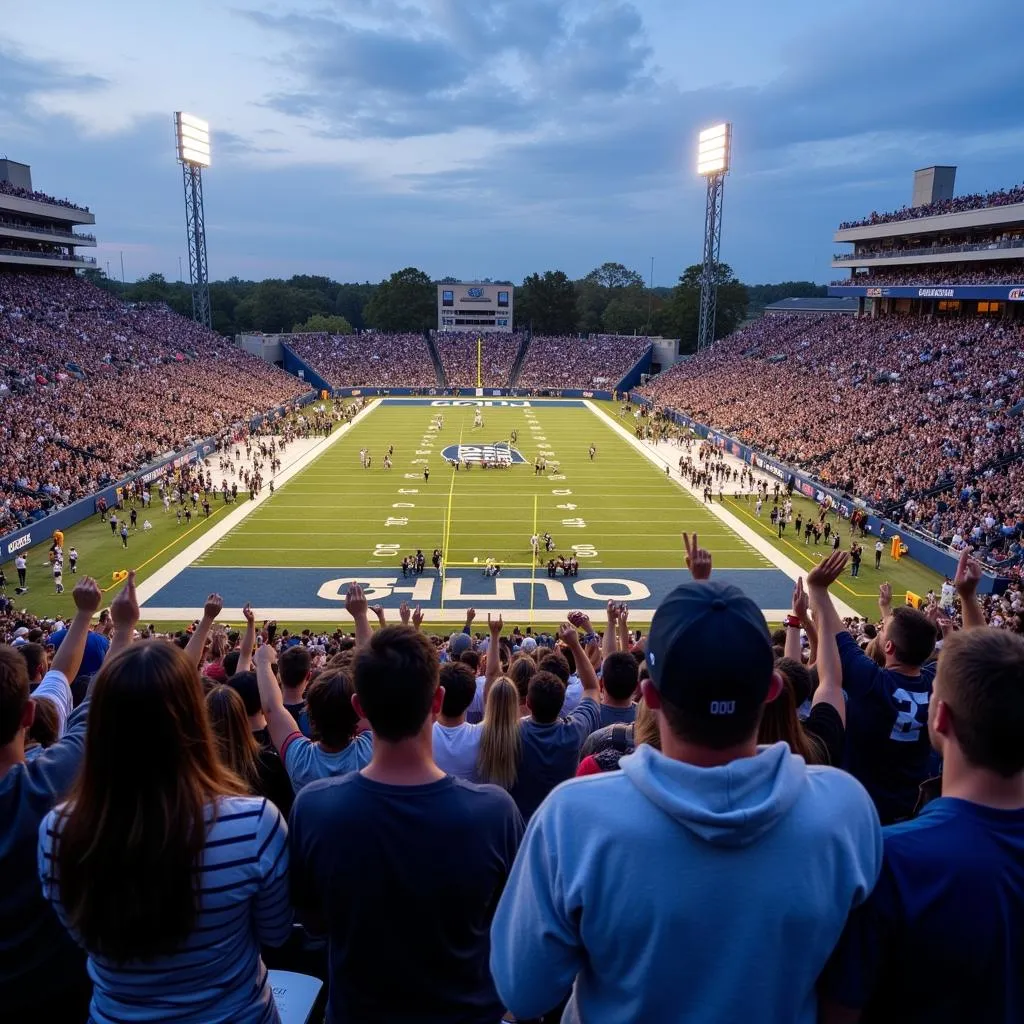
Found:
[432,721,483,781]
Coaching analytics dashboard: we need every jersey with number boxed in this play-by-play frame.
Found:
[836,632,936,825]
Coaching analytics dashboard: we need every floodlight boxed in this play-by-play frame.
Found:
[697,122,731,176]
[175,111,211,167]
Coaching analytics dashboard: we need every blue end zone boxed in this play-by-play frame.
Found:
[381,399,585,407]
[144,566,795,614]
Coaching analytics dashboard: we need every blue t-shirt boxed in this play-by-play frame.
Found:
[836,631,936,823]
[825,797,1024,1023]
[290,772,523,1024]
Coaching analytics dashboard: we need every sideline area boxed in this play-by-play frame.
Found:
[583,400,860,620]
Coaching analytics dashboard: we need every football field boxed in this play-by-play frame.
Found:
[133,398,812,623]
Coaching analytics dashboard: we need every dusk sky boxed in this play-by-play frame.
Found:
[2,0,1022,287]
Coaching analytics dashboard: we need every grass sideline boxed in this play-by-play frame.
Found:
[3,399,945,625]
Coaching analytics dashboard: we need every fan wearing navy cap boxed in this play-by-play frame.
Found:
[491,537,882,1024]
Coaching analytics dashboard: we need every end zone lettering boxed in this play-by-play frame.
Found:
[429,400,531,407]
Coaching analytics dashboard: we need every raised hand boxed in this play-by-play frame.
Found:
[72,575,104,616]
[465,607,477,625]
[345,583,368,618]
[605,599,618,622]
[109,570,139,630]
[792,577,809,622]
[558,621,581,647]
[398,601,410,625]
[683,532,712,581]
[255,640,278,667]
[411,604,424,629]
[937,616,955,639]
[878,582,892,608]
[567,610,593,633]
[806,551,849,589]
[242,602,255,625]
[618,602,630,625]
[203,593,224,621]
[370,603,387,624]
[954,547,982,594]
[488,612,503,634]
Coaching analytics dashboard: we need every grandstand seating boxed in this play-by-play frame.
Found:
[833,261,1024,287]
[0,269,307,534]
[0,179,90,212]
[517,334,652,390]
[285,332,437,389]
[433,332,521,388]
[637,313,1024,571]
[840,182,1024,228]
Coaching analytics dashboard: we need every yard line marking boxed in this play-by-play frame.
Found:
[439,423,462,612]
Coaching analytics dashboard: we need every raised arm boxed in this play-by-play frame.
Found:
[372,603,388,629]
[805,550,848,641]
[954,548,986,631]
[877,582,893,627]
[683,531,712,581]
[558,623,599,699]
[255,641,300,752]
[785,577,805,662]
[50,577,103,681]
[601,601,618,660]
[345,583,372,648]
[485,613,503,686]
[105,571,140,661]
[237,603,256,673]
[184,593,224,669]
[616,603,631,653]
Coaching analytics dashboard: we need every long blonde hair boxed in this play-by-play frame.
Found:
[205,684,262,792]
[634,697,661,750]
[477,676,521,790]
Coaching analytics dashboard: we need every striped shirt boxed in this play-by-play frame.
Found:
[39,795,292,1024]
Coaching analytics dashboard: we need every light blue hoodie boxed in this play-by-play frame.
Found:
[490,742,882,1023]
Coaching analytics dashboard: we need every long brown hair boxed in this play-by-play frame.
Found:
[206,684,262,792]
[477,676,521,790]
[55,641,246,963]
[758,671,825,764]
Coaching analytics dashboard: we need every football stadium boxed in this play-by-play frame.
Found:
[2,24,1023,1024]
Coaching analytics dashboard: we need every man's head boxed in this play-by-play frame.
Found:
[526,670,566,724]
[929,628,1024,778]
[18,643,48,684]
[538,650,570,686]
[882,606,937,668]
[601,651,639,703]
[0,646,33,748]
[305,666,359,747]
[279,645,312,693]
[226,671,262,720]
[439,662,477,718]
[354,625,441,742]
[642,580,782,750]
[459,649,481,674]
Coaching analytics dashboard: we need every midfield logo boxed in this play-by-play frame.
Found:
[441,442,527,465]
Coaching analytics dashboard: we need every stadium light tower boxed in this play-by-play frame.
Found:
[174,112,212,328]
[696,122,731,352]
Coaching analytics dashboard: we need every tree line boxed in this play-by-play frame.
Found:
[83,265,824,354]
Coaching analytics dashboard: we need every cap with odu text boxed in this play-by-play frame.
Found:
[646,580,774,721]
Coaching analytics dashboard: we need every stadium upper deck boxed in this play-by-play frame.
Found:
[830,166,1024,318]
[0,160,97,272]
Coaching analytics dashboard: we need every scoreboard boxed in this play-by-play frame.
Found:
[437,283,514,333]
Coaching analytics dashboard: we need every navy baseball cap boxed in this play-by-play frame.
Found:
[646,580,774,720]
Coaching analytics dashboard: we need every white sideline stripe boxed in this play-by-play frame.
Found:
[135,606,797,624]
[136,400,383,608]
[583,401,859,619]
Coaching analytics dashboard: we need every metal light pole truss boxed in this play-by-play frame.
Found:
[182,162,211,328]
[697,171,725,353]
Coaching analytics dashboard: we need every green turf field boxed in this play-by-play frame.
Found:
[3,399,947,625]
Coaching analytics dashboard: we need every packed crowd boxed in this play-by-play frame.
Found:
[636,313,1024,571]
[433,331,522,388]
[287,332,438,389]
[0,179,90,212]
[1,536,1019,1024]
[840,181,1024,228]
[516,334,651,389]
[834,230,1024,264]
[0,270,308,535]
[833,261,1024,287]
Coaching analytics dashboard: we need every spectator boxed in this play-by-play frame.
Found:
[39,637,292,1023]
[576,696,660,775]
[810,548,984,824]
[205,683,294,817]
[507,625,601,822]
[822,627,1024,1024]
[490,577,882,1023]
[289,624,524,1024]
[432,661,483,779]
[279,643,312,737]
[597,650,639,726]
[0,576,103,1021]
[476,676,523,790]
[255,648,372,794]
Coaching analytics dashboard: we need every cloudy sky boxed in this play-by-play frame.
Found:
[2,0,1022,287]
